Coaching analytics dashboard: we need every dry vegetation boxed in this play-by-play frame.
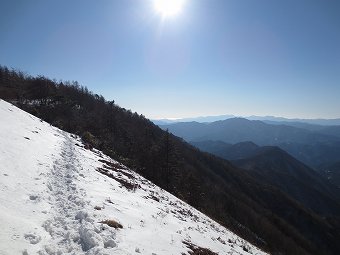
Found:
[99,219,123,229]
[182,241,218,255]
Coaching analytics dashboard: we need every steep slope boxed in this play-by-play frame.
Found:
[232,146,340,216]
[2,67,340,255]
[0,100,267,254]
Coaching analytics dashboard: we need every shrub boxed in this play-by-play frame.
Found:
[82,131,97,149]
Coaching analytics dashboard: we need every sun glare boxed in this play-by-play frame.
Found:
[153,0,185,17]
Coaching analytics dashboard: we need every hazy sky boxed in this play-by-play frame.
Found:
[1,0,340,119]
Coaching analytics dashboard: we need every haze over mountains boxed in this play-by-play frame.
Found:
[154,115,340,126]
[160,118,340,186]
[160,118,340,144]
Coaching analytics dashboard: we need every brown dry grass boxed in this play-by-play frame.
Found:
[182,241,218,255]
[100,219,123,229]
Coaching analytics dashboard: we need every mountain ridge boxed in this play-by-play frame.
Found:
[161,118,340,173]
[161,117,340,145]
[233,146,340,215]
[154,115,340,126]
[2,66,340,254]
[190,139,340,215]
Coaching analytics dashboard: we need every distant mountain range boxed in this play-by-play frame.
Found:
[248,116,340,126]
[160,118,340,185]
[192,139,340,189]
[153,115,340,126]
[160,118,340,145]
[153,115,236,125]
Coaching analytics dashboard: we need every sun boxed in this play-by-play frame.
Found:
[153,0,185,17]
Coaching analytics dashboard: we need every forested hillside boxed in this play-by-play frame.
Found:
[1,66,340,255]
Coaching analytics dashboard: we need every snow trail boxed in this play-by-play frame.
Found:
[40,132,116,255]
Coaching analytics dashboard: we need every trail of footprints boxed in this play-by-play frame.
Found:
[24,132,116,255]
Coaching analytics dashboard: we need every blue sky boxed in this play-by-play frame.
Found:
[1,0,339,119]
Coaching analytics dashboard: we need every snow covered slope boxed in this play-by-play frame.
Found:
[0,99,267,255]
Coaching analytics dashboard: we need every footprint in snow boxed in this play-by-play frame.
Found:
[11,234,20,240]
[29,195,40,201]
[24,233,41,244]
